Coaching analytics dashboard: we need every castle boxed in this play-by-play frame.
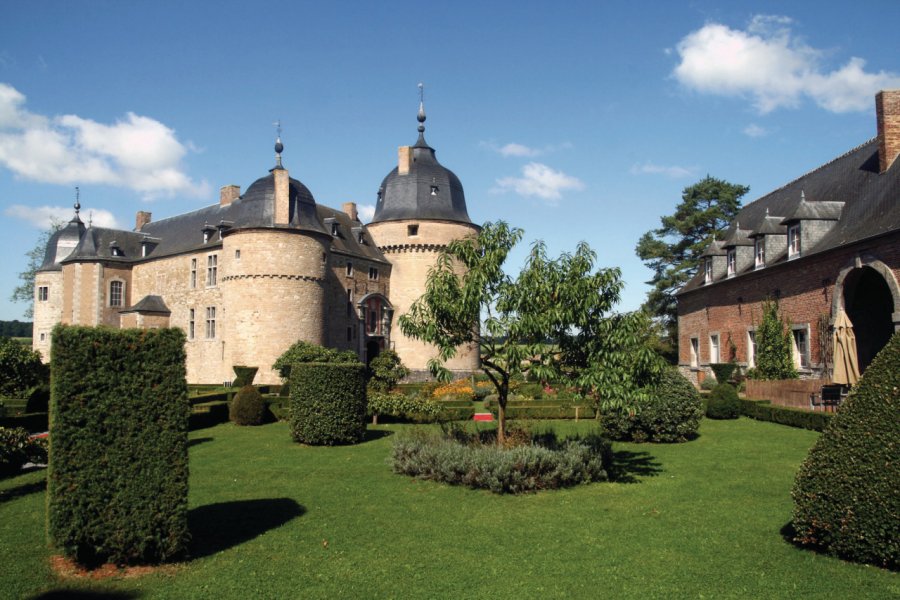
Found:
[677,91,900,384]
[32,101,481,384]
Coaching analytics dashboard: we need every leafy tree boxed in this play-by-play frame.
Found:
[399,221,664,443]
[0,335,47,398]
[272,340,358,380]
[11,222,61,320]
[636,176,749,347]
[367,349,409,393]
[753,298,798,380]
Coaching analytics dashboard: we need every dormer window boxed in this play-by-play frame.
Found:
[788,224,801,259]
[430,185,439,196]
[754,238,765,269]
[324,217,339,237]
[109,241,123,257]
[726,249,736,277]
[346,262,353,277]
[202,222,216,243]
[332,223,339,236]
[704,259,713,284]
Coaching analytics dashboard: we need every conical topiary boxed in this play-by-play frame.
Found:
[791,331,900,569]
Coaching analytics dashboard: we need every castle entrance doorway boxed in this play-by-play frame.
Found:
[366,340,382,365]
[842,266,894,372]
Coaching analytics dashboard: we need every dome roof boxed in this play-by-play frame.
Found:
[39,215,86,271]
[371,104,472,225]
[233,170,324,233]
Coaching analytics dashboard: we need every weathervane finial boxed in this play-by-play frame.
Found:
[273,119,284,169]
[417,83,426,133]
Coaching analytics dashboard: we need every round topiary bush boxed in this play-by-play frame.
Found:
[706,383,741,419]
[230,385,267,426]
[791,331,900,569]
[600,368,703,443]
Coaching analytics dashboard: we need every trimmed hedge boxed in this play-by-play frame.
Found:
[706,383,741,419]
[230,385,267,426]
[710,363,738,383]
[791,332,900,569]
[48,325,190,567]
[232,366,258,388]
[0,411,48,433]
[290,362,367,445]
[739,399,832,432]
[600,368,702,443]
[0,426,46,476]
[189,401,230,430]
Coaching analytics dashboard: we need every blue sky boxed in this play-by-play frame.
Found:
[2,0,899,321]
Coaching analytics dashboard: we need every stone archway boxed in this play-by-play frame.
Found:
[835,260,897,372]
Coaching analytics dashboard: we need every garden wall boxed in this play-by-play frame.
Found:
[745,378,832,411]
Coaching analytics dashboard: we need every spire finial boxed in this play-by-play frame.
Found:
[417,82,426,133]
[74,186,81,217]
[273,119,284,169]
[88,210,93,229]
[801,189,806,202]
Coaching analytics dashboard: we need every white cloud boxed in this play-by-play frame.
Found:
[630,162,695,178]
[481,141,573,158]
[673,15,900,113]
[743,123,769,138]
[5,204,121,229]
[493,162,584,202]
[0,83,209,198]
[358,204,375,222]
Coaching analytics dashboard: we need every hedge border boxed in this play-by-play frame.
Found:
[739,398,833,432]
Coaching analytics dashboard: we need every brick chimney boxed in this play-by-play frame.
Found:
[273,168,290,225]
[398,146,413,175]
[876,90,900,173]
[342,202,359,222]
[220,184,240,206]
[135,211,152,231]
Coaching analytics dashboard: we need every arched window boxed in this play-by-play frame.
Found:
[109,280,124,307]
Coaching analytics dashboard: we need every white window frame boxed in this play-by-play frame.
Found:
[190,258,197,289]
[109,280,125,307]
[709,333,720,364]
[726,249,736,277]
[788,224,801,259]
[747,329,757,368]
[690,337,699,368]
[754,238,765,269]
[37,286,49,302]
[207,254,218,287]
[792,325,810,369]
[704,259,713,284]
[188,308,195,340]
[205,306,216,339]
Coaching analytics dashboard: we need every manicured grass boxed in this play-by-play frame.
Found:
[1,418,897,598]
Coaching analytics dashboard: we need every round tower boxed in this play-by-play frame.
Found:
[220,138,331,385]
[367,93,481,378]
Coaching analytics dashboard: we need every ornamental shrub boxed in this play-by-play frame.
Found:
[600,368,702,443]
[48,325,190,567]
[390,428,610,494]
[291,362,367,445]
[791,331,900,569]
[273,340,358,380]
[232,365,258,388]
[706,383,741,419]
[0,426,45,477]
[230,385,267,426]
[0,336,47,398]
[368,391,441,423]
[367,350,409,393]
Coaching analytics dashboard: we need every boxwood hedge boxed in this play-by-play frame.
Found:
[48,325,190,567]
[290,362,367,445]
[791,331,900,569]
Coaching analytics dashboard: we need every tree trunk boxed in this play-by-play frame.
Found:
[497,377,509,444]
[372,414,378,425]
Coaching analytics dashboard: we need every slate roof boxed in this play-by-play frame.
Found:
[121,295,171,314]
[42,167,388,270]
[679,138,900,294]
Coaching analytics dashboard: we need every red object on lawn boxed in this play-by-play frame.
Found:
[473,413,494,422]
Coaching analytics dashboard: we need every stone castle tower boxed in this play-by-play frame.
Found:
[367,98,481,377]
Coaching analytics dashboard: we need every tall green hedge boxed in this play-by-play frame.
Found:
[48,325,190,567]
[791,331,900,569]
[290,362,367,445]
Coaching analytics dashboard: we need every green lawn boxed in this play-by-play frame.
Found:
[1,418,897,598]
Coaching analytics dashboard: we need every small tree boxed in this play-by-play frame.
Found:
[367,350,409,393]
[400,221,664,443]
[754,298,798,380]
[0,336,47,398]
[11,222,62,319]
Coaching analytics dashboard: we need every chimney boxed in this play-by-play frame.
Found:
[135,211,152,231]
[398,146,413,175]
[876,90,900,173]
[220,184,240,206]
[273,168,290,225]
[342,202,359,222]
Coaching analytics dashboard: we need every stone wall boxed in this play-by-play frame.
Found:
[32,270,62,360]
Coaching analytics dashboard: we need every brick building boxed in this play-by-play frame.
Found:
[32,103,480,384]
[677,91,900,385]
